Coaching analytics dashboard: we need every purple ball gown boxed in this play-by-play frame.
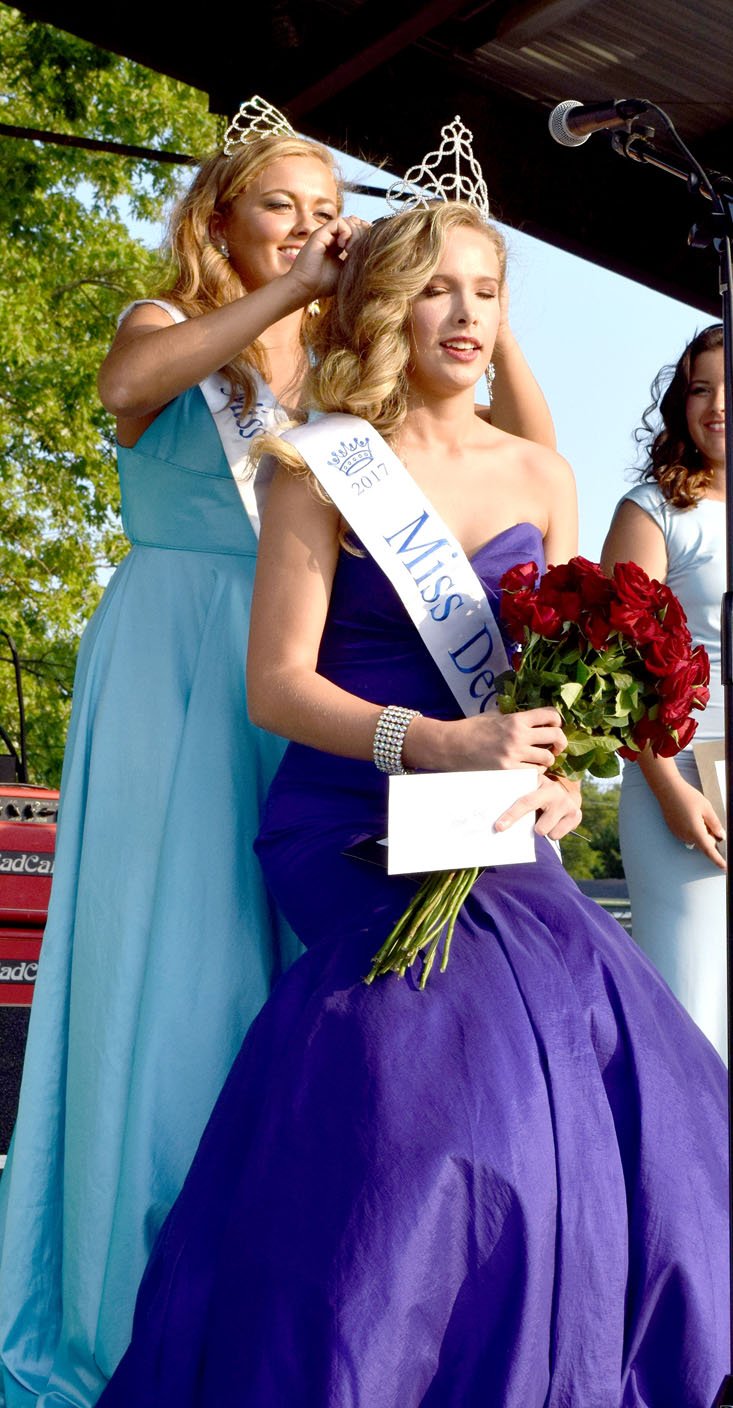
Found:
[98,524,728,1408]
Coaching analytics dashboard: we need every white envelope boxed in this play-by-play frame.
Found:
[387,769,538,875]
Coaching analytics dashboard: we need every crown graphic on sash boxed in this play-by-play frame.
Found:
[326,434,374,477]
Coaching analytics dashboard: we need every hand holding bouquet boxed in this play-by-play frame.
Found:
[498,555,710,777]
[366,556,709,988]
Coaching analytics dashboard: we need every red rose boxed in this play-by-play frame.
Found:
[613,560,659,611]
[569,557,616,617]
[500,561,539,593]
[655,584,689,638]
[690,644,711,687]
[544,557,608,598]
[654,716,698,756]
[632,715,669,752]
[570,555,606,580]
[659,693,695,727]
[501,588,536,640]
[659,656,706,704]
[538,581,583,623]
[607,599,659,644]
[660,651,710,716]
[582,609,613,650]
[528,600,564,638]
[630,613,669,647]
[642,631,694,677]
[542,562,580,590]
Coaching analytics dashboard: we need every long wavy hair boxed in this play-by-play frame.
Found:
[155,134,342,410]
[253,201,506,493]
[637,323,724,508]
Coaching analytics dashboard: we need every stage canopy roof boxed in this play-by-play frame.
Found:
[12,0,732,313]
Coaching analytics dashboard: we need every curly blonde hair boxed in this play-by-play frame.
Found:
[637,323,724,508]
[254,201,506,489]
[155,134,343,410]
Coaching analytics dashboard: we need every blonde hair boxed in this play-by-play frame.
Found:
[156,135,342,409]
[254,201,506,487]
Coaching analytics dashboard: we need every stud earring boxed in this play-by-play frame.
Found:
[219,242,230,258]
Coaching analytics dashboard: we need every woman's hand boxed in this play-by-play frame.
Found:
[405,707,567,773]
[286,216,370,300]
[495,774,582,842]
[656,774,726,870]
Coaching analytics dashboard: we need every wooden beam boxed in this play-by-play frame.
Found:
[286,0,473,117]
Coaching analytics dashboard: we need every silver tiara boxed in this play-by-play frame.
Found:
[223,95,297,158]
[387,116,490,223]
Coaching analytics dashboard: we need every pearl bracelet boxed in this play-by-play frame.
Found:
[373,705,422,775]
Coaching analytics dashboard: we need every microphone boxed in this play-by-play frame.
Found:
[548,98,651,148]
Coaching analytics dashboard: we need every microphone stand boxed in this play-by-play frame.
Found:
[610,114,733,1408]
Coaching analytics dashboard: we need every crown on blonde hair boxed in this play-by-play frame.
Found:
[387,117,490,223]
[223,95,297,157]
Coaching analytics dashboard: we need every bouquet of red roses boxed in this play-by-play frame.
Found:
[365,556,709,989]
[497,555,710,776]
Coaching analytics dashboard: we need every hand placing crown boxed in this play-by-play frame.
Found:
[387,116,490,223]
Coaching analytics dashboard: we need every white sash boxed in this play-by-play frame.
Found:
[283,414,510,715]
[120,299,289,538]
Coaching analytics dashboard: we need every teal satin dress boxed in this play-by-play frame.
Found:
[0,381,299,1406]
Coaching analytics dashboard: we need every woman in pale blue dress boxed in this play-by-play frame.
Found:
[0,118,558,1408]
[0,124,356,1408]
[602,324,726,1058]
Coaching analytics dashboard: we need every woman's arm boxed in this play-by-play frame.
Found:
[541,450,578,567]
[98,217,363,421]
[602,498,726,869]
[601,498,667,582]
[247,466,569,774]
[482,285,556,449]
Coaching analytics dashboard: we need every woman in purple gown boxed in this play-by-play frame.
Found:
[98,203,728,1407]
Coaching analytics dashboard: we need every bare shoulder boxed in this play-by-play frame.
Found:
[533,442,574,492]
[488,423,574,487]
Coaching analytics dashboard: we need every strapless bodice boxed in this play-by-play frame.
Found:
[260,522,545,832]
[317,521,545,718]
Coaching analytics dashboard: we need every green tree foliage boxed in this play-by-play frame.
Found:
[560,779,623,880]
[0,5,219,783]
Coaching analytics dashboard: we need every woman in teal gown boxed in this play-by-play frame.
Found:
[0,122,353,1408]
[0,115,557,1407]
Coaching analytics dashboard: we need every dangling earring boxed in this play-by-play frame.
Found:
[219,242,230,259]
[486,361,496,405]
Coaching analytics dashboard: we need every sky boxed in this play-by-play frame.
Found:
[129,145,718,564]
